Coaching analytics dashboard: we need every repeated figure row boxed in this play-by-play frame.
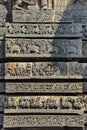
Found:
[5,96,87,110]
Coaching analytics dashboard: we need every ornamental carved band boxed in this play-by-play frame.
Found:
[12,10,73,23]
[6,23,82,37]
[5,82,83,93]
[4,96,85,114]
[5,62,87,79]
[3,115,85,128]
[5,39,82,58]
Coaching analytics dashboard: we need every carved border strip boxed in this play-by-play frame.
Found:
[5,62,87,79]
[5,38,82,58]
[6,23,82,38]
[3,115,85,128]
[5,82,83,93]
[12,10,73,23]
[4,96,85,114]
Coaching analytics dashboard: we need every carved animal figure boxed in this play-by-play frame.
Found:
[66,46,77,54]
[15,0,37,9]
[27,45,39,54]
[11,45,21,53]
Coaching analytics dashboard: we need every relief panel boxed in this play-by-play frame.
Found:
[3,115,85,128]
[5,62,68,79]
[5,62,87,79]
[12,10,73,23]
[5,82,83,93]
[5,39,82,58]
[6,23,82,38]
[4,96,85,114]
[69,62,87,79]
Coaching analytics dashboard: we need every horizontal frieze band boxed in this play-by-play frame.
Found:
[4,96,85,114]
[5,82,83,93]
[6,23,82,38]
[12,10,73,23]
[5,39,82,58]
[5,62,87,79]
[3,115,85,128]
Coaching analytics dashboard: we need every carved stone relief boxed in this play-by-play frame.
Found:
[69,62,87,78]
[6,23,82,37]
[3,115,85,128]
[4,96,85,114]
[5,39,82,58]
[5,62,68,79]
[5,82,83,93]
[12,10,73,23]
[5,62,87,79]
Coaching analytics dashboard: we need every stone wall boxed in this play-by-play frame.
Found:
[0,0,87,130]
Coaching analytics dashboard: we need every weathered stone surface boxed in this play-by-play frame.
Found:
[5,39,82,58]
[0,27,6,40]
[4,96,84,114]
[0,115,3,126]
[6,23,82,38]
[69,62,87,79]
[0,64,5,79]
[3,115,85,128]
[5,62,68,79]
[5,62,87,79]
[0,96,4,112]
[0,83,5,92]
[0,40,4,58]
[12,10,73,23]
[82,25,87,39]
[5,82,83,93]
[0,2,7,26]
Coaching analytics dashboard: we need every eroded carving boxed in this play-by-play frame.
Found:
[3,115,85,128]
[5,96,85,113]
[6,23,82,37]
[5,82,83,93]
[5,62,67,79]
[69,62,87,78]
[13,10,73,23]
[5,39,82,58]
[0,0,7,25]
